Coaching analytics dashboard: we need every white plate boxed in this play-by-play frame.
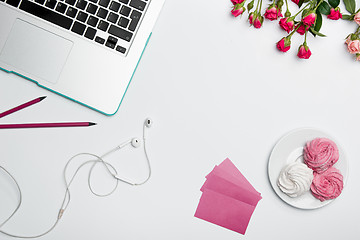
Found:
[268,128,348,210]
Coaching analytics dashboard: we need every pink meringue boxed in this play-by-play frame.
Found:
[303,138,339,173]
[310,167,343,201]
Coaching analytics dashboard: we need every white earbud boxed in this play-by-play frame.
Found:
[145,118,153,128]
[131,138,141,148]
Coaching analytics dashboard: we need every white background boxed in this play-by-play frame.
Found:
[1,0,360,239]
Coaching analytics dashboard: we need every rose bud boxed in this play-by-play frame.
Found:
[249,12,255,25]
[327,7,342,20]
[264,5,282,21]
[296,23,310,35]
[354,11,360,25]
[279,17,294,33]
[297,44,312,59]
[231,0,245,5]
[253,15,264,28]
[276,37,291,52]
[302,12,316,26]
[231,4,246,17]
[347,40,360,54]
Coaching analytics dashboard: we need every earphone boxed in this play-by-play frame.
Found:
[0,118,153,238]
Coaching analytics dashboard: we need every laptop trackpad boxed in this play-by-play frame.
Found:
[0,19,73,84]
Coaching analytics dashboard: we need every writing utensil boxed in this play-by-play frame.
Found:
[0,122,96,129]
[0,96,46,119]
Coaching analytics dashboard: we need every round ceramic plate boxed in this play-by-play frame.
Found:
[268,128,348,210]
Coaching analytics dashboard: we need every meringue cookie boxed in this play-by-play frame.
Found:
[304,138,339,174]
[310,167,343,202]
[277,162,314,198]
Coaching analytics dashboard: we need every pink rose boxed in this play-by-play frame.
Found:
[276,37,291,52]
[279,17,294,33]
[249,12,255,24]
[231,4,245,17]
[296,24,310,35]
[291,0,299,4]
[354,11,360,25]
[327,8,342,20]
[264,6,282,21]
[302,12,316,26]
[345,35,351,44]
[311,167,343,202]
[297,44,312,59]
[348,40,360,54]
[231,0,245,5]
[253,16,263,28]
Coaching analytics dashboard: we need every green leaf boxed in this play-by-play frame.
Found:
[314,10,322,32]
[317,2,331,15]
[310,27,327,37]
[343,0,356,13]
[328,0,340,8]
[342,14,354,20]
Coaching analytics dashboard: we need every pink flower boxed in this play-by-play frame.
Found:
[249,12,255,25]
[327,8,342,20]
[354,12,360,25]
[296,24,310,35]
[231,0,245,5]
[279,17,294,33]
[302,12,316,26]
[231,4,245,17]
[345,35,351,44]
[253,16,263,28]
[347,40,360,54]
[291,0,299,4]
[297,44,312,59]
[276,37,291,52]
[264,6,282,21]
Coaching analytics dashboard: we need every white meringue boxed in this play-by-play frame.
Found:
[277,162,314,198]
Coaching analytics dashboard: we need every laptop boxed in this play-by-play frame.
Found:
[0,0,165,115]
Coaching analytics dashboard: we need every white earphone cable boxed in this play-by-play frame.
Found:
[0,119,152,238]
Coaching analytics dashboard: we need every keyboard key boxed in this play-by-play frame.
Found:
[109,1,120,12]
[87,16,99,27]
[55,2,67,13]
[75,0,87,10]
[129,0,145,11]
[76,11,88,22]
[66,6,77,17]
[88,0,97,3]
[35,0,46,4]
[96,7,108,19]
[86,3,97,14]
[119,0,128,3]
[118,17,129,28]
[19,0,73,30]
[119,5,131,17]
[71,21,86,35]
[95,36,105,44]
[128,9,141,31]
[84,27,96,40]
[97,20,109,31]
[6,0,21,7]
[116,45,126,53]
[45,0,57,9]
[98,0,109,7]
[65,0,75,5]
[107,12,119,23]
[105,36,117,49]
[108,24,132,42]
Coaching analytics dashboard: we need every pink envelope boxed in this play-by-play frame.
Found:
[195,189,256,235]
[206,158,261,196]
[201,173,262,206]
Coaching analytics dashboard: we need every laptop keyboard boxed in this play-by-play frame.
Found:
[2,0,149,54]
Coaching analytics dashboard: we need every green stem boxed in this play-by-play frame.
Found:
[288,24,302,38]
[259,0,263,12]
[255,0,260,12]
[304,31,308,44]
[355,26,360,34]
[293,2,312,18]
[285,0,289,12]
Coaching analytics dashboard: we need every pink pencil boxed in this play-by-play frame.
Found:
[0,122,96,129]
[0,96,46,118]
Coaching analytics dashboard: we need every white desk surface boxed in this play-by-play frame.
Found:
[1,0,360,239]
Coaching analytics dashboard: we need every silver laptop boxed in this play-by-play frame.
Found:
[0,0,165,115]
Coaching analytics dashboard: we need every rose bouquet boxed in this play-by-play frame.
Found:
[230,0,360,61]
